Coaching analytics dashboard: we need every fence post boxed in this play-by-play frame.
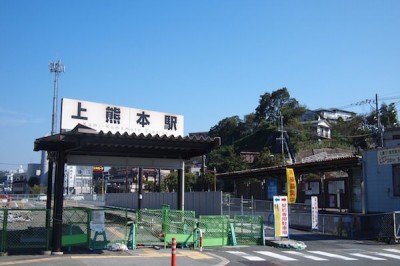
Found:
[1,209,7,253]
[393,212,397,243]
[46,209,51,251]
[241,195,243,215]
[251,195,254,216]
[171,237,176,266]
[228,194,231,218]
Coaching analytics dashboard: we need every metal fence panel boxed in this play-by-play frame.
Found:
[62,208,89,248]
[198,215,230,246]
[4,209,50,251]
[376,212,396,243]
[136,209,164,246]
[89,209,133,250]
[234,215,263,245]
[167,210,196,234]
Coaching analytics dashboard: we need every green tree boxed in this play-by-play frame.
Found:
[209,116,243,146]
[331,115,374,151]
[144,180,156,191]
[206,145,249,173]
[252,148,276,168]
[255,87,307,127]
[366,102,399,129]
[163,172,198,192]
[196,171,215,191]
[380,103,399,128]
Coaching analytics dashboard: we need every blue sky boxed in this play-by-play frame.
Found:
[1,0,400,171]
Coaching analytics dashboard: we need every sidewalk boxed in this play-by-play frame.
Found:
[0,247,228,266]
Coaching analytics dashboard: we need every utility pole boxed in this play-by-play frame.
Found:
[280,111,285,166]
[375,93,384,147]
[49,60,65,135]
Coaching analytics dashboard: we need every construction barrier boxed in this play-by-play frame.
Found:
[88,208,133,250]
[234,215,264,245]
[136,209,164,247]
[1,208,51,252]
[0,206,267,253]
[163,209,196,248]
[197,215,230,247]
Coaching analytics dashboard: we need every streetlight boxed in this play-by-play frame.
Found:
[49,60,65,135]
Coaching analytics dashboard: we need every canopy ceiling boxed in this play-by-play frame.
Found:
[34,125,221,163]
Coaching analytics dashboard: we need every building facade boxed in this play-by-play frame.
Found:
[65,165,93,195]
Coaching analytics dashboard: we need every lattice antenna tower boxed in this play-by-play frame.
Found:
[49,60,65,135]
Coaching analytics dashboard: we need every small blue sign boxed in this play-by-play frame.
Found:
[267,179,278,200]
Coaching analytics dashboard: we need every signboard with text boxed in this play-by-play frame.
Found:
[61,98,184,137]
[273,196,289,238]
[311,196,319,230]
[286,168,297,204]
[267,179,278,199]
[377,147,400,165]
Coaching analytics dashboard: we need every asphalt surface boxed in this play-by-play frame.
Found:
[0,247,228,266]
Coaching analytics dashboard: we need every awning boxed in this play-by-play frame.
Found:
[34,124,221,161]
[217,156,362,180]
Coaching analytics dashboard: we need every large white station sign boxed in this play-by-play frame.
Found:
[61,98,184,137]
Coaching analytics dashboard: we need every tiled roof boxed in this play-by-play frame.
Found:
[34,124,220,159]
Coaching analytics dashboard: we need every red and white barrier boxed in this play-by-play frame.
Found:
[171,237,176,266]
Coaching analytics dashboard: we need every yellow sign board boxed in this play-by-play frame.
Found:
[273,196,289,238]
[286,168,297,204]
[93,166,104,172]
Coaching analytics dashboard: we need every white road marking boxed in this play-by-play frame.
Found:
[308,250,358,260]
[255,251,298,261]
[225,251,265,261]
[350,253,386,260]
[283,250,328,261]
[375,252,400,260]
[383,249,400,254]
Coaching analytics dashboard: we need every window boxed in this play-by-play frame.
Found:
[393,134,400,140]
[393,165,400,196]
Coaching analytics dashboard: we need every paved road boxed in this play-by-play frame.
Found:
[0,247,227,266]
[208,228,400,266]
[1,234,399,266]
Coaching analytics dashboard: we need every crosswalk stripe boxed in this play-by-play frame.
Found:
[225,251,265,261]
[350,253,386,260]
[226,249,400,262]
[383,249,400,254]
[255,251,298,261]
[283,250,328,261]
[375,252,400,260]
[308,251,358,260]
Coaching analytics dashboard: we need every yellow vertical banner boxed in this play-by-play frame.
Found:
[286,168,297,204]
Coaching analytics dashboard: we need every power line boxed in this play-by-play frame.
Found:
[338,95,400,110]
[0,163,25,166]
